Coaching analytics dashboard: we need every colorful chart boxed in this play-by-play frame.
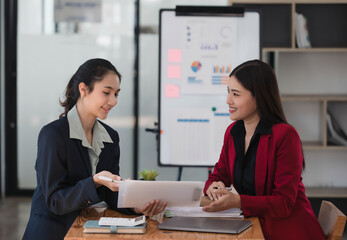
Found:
[211,76,229,85]
[188,77,202,84]
[191,61,202,72]
[213,64,231,74]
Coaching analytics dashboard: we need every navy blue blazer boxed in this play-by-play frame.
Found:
[23,116,133,240]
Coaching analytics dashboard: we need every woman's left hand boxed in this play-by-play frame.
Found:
[133,200,167,218]
[93,171,121,191]
[202,188,241,212]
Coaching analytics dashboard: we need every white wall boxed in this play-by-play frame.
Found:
[17,0,135,189]
[276,52,347,95]
[16,0,346,188]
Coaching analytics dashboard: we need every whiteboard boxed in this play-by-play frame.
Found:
[159,8,260,166]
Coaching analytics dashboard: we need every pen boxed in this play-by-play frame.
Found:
[213,186,232,190]
[97,176,122,183]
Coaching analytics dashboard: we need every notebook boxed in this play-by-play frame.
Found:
[83,220,146,234]
[158,216,252,234]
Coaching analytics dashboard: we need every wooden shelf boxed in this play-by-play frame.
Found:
[281,96,347,150]
[303,145,347,150]
[295,0,347,4]
[306,187,347,198]
[300,141,347,150]
[281,95,347,101]
[263,48,347,53]
[230,0,292,3]
[231,0,347,5]
[232,1,347,48]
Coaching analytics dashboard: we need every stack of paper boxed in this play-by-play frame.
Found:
[165,207,243,219]
[295,13,311,48]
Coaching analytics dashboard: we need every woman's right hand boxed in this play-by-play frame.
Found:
[93,171,122,192]
[133,200,167,218]
[206,181,226,201]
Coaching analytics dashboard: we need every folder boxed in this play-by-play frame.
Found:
[117,180,204,208]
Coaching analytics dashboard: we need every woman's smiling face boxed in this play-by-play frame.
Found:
[81,71,120,120]
[226,75,259,122]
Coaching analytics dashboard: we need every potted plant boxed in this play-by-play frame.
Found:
[138,169,159,181]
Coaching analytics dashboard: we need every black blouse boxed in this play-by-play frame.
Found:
[231,120,271,196]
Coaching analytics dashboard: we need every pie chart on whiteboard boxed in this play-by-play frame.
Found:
[191,61,202,72]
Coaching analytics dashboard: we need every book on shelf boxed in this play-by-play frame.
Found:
[327,111,347,146]
[295,13,312,48]
[83,220,147,234]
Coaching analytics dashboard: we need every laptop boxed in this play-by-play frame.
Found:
[158,216,252,234]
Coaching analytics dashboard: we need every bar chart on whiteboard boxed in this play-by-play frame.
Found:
[169,110,233,166]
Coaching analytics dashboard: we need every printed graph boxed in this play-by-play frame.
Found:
[191,61,202,73]
[213,64,231,74]
[211,76,229,85]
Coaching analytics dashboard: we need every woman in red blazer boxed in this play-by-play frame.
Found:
[203,60,325,240]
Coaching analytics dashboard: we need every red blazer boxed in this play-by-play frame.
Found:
[204,121,325,240]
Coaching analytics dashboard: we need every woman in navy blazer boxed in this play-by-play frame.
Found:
[202,60,325,240]
[23,59,166,240]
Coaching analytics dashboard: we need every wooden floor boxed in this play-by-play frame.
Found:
[0,197,31,240]
[0,197,346,240]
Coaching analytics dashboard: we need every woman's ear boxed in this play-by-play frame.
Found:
[78,82,88,98]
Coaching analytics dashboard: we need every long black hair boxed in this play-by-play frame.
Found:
[59,58,121,118]
[230,60,305,169]
[230,59,287,125]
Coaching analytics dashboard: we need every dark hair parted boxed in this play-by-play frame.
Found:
[230,59,287,125]
[59,58,121,118]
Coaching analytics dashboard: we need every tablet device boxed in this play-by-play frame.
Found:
[158,216,252,234]
[117,180,204,208]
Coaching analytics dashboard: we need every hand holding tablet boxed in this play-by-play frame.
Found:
[117,180,204,208]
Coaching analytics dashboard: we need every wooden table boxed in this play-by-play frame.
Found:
[64,206,264,240]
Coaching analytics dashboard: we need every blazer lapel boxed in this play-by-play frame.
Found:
[75,140,92,175]
[255,134,270,196]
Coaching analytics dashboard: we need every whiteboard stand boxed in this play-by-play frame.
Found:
[145,122,184,181]
[145,122,159,152]
[177,166,183,181]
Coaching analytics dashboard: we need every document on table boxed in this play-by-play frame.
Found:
[165,207,243,219]
[117,180,204,208]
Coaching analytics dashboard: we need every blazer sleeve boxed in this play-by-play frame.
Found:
[96,129,137,215]
[204,124,234,194]
[36,124,101,215]
[240,125,303,218]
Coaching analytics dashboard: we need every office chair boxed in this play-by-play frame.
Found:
[318,200,347,240]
